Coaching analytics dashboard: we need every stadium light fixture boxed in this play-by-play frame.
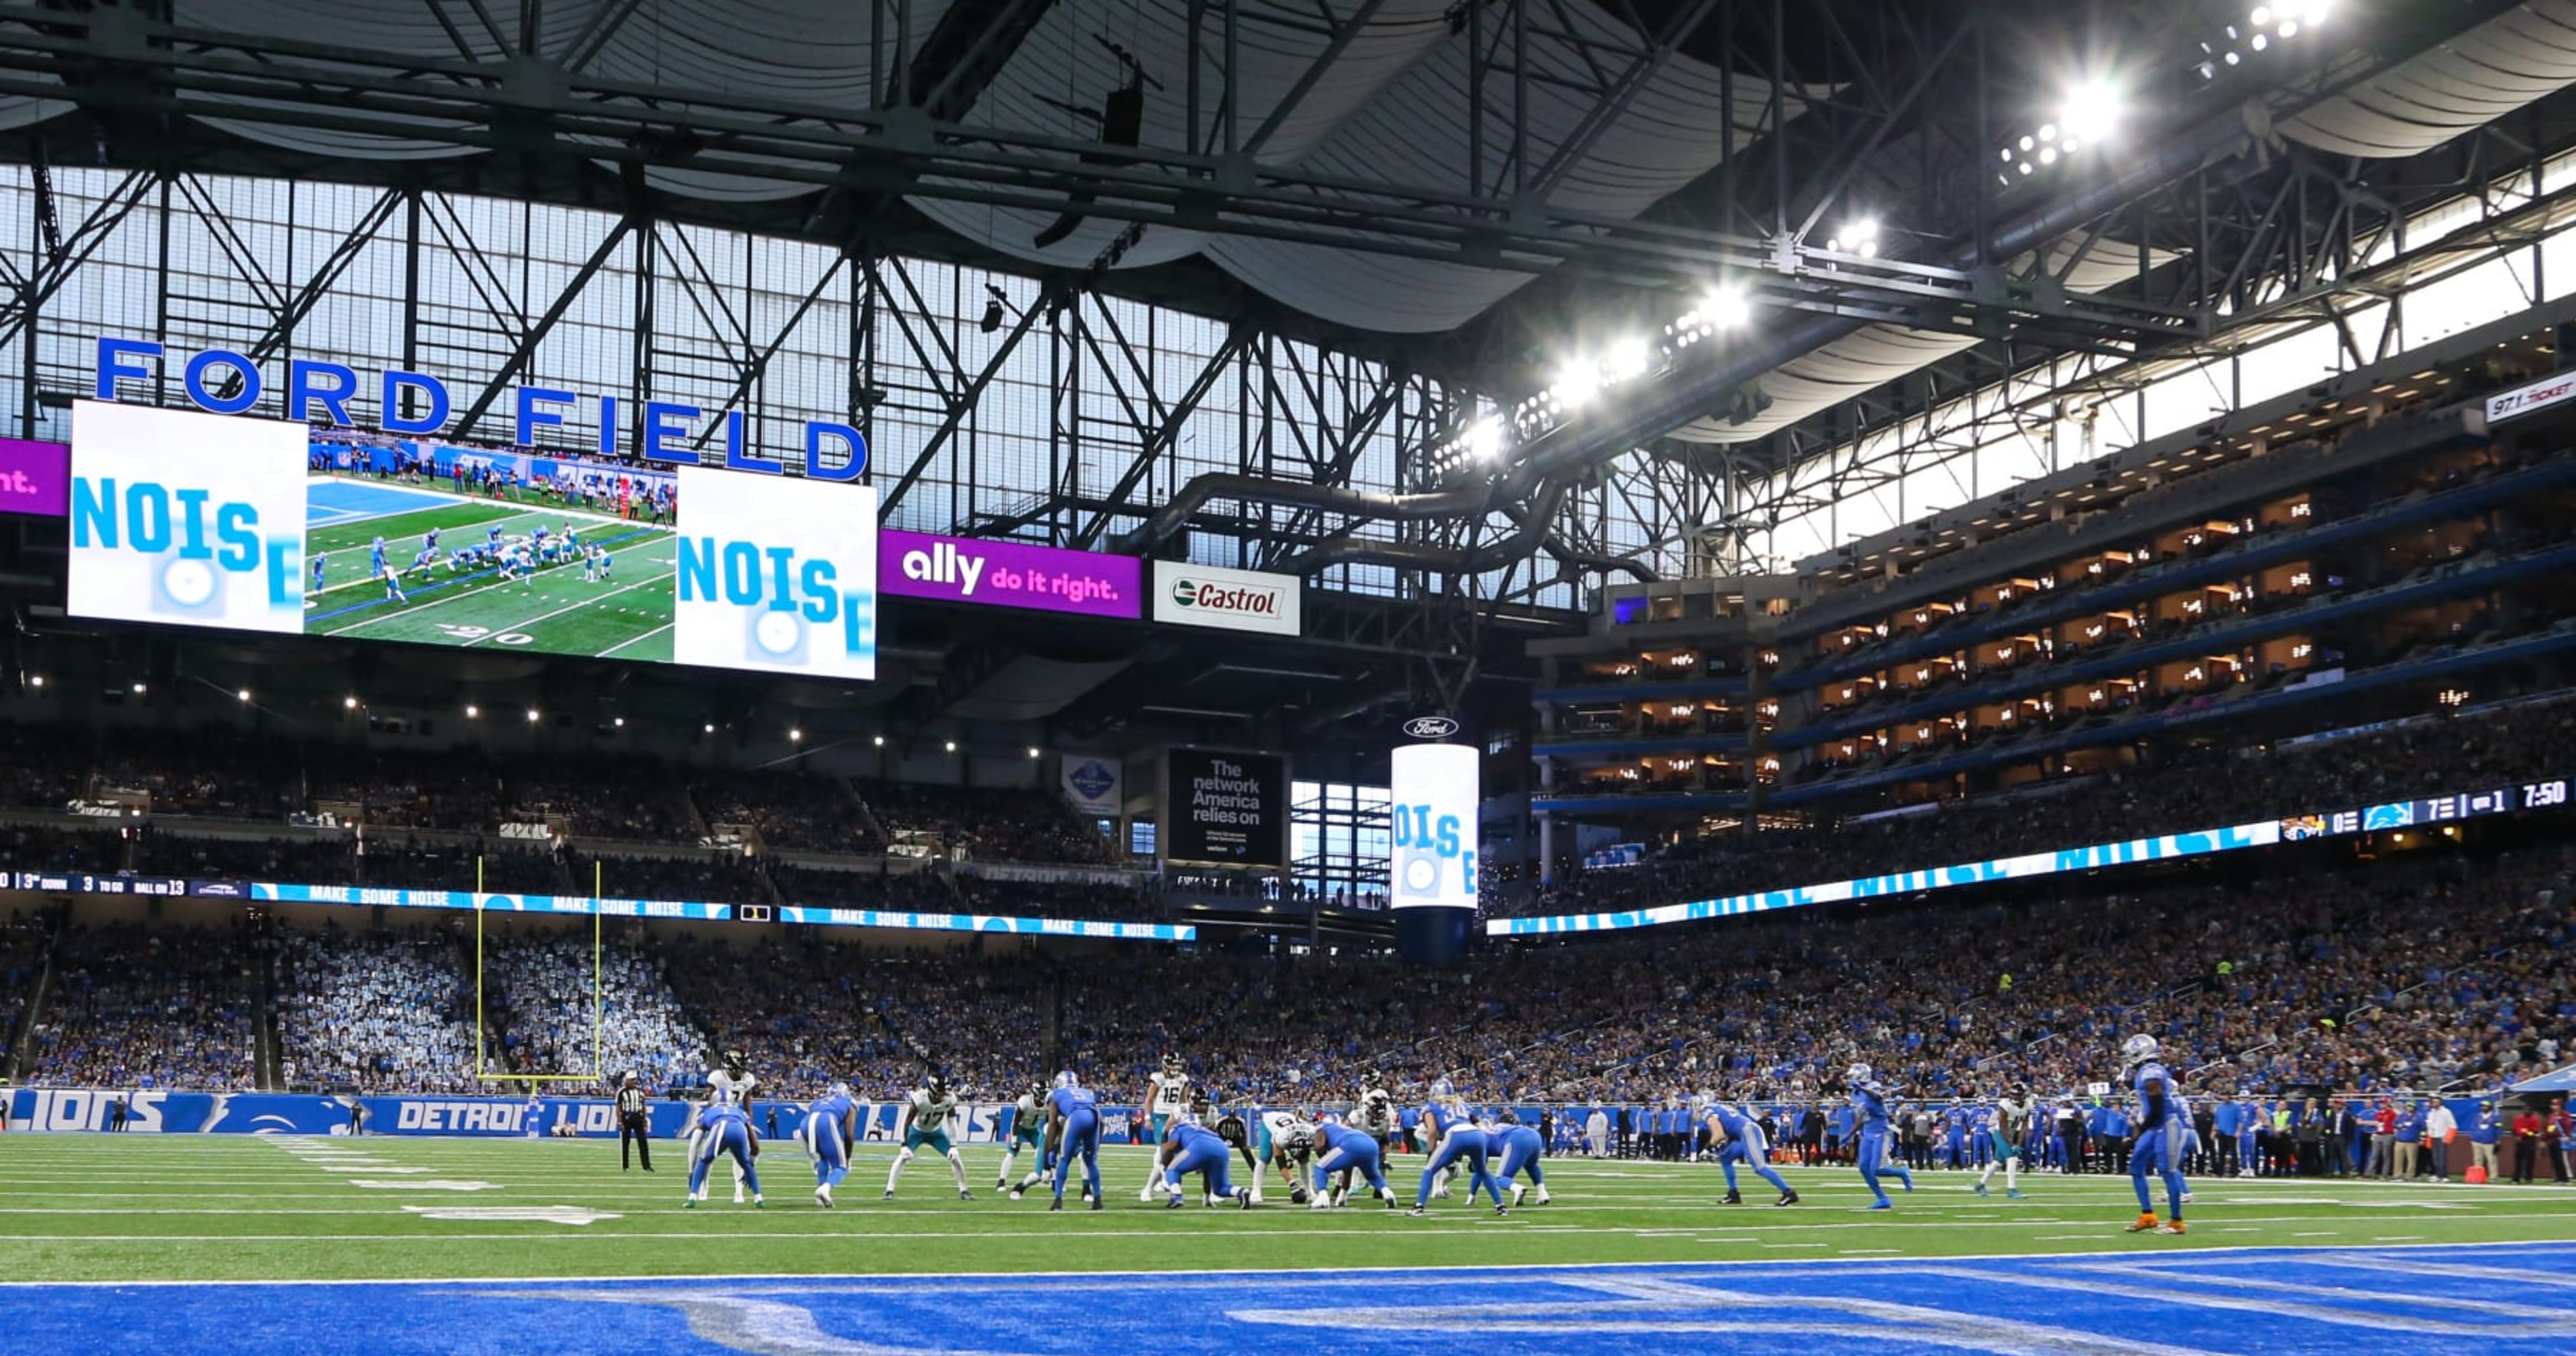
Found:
[465,704,480,719]
[612,716,625,728]
[944,740,958,753]
[1466,418,1506,461]
[26,675,41,688]
[1603,338,1653,383]
[1027,746,1042,759]
[1551,359,1601,410]
[789,727,803,742]
[235,689,251,703]
[130,681,146,694]
[703,721,716,734]
[872,734,886,747]
[343,695,359,710]
[1998,81,2120,182]
[2198,3,2323,78]
[1824,217,1880,258]
[527,708,542,723]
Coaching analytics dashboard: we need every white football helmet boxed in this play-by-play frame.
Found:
[1846,1064,1872,1084]
[1053,1070,1080,1090]
[2122,1034,2160,1069]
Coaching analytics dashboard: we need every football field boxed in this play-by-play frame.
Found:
[302,477,678,662]
[3,1135,2572,1353]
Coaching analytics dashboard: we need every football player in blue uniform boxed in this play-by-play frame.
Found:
[683,1094,763,1208]
[2121,1034,2190,1235]
[1849,1064,1915,1210]
[1156,1095,1253,1209]
[798,1082,860,1208]
[1493,1110,1552,1208]
[1044,1070,1103,1212]
[1412,1081,1507,1217]
[1308,1116,1397,1209]
[1706,1096,1797,1207]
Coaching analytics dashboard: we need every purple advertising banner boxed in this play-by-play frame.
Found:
[0,438,68,518]
[880,529,1142,618]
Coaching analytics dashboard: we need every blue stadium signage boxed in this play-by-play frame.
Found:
[89,336,868,481]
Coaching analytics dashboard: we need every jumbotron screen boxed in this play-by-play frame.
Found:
[1390,742,1478,909]
[64,400,878,679]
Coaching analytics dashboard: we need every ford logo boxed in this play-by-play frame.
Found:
[1403,715,1462,740]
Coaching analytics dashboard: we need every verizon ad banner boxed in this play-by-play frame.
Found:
[881,530,1142,618]
[1152,560,1301,636]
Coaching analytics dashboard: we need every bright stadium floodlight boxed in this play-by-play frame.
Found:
[702,721,715,734]
[790,727,803,742]
[1466,418,1506,461]
[344,695,359,710]
[465,704,480,719]
[944,740,958,753]
[1603,337,1652,383]
[1026,746,1041,759]
[1552,358,1601,410]
[130,681,146,694]
[26,675,41,688]
[235,688,251,703]
[612,716,625,728]
[1824,216,1880,258]
[527,708,542,723]
[872,734,885,747]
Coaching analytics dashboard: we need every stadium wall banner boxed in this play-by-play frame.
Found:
[3,1088,1128,1144]
[1490,772,2573,937]
[0,436,69,518]
[881,530,1141,618]
[1150,560,1301,635]
[1060,755,1124,816]
[1163,748,1287,866]
[2484,370,2576,425]
[66,400,880,680]
[91,336,868,479]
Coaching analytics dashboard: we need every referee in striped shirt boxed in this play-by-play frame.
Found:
[617,1073,653,1172]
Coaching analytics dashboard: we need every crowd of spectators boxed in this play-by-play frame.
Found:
[9,835,2566,1111]
[856,780,1110,865]
[24,921,262,1090]
[504,765,692,842]
[692,772,875,854]
[0,909,50,1058]
[0,730,1117,869]
[479,932,705,1088]
[275,924,481,1094]
[1511,696,2576,918]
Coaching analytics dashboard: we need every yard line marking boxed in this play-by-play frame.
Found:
[597,621,674,658]
[463,566,675,647]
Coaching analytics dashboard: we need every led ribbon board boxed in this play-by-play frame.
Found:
[1488,774,2572,936]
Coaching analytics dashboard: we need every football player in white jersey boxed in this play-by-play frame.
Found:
[1249,1107,1316,1205]
[884,1075,975,1201]
[1136,1054,1192,1201]
[701,1050,760,1203]
[997,1081,1047,1195]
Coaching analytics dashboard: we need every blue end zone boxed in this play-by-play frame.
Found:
[5,1243,2570,1355]
[305,479,464,526]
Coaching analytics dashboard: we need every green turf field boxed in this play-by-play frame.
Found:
[304,486,677,662]
[5,1136,2568,1284]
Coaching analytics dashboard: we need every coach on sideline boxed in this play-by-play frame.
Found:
[617,1072,654,1171]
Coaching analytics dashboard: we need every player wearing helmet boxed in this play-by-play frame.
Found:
[883,1073,973,1201]
[1136,1053,1192,1201]
[2121,1035,2190,1236]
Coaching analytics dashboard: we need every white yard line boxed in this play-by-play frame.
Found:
[462,566,676,646]
[597,621,675,658]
